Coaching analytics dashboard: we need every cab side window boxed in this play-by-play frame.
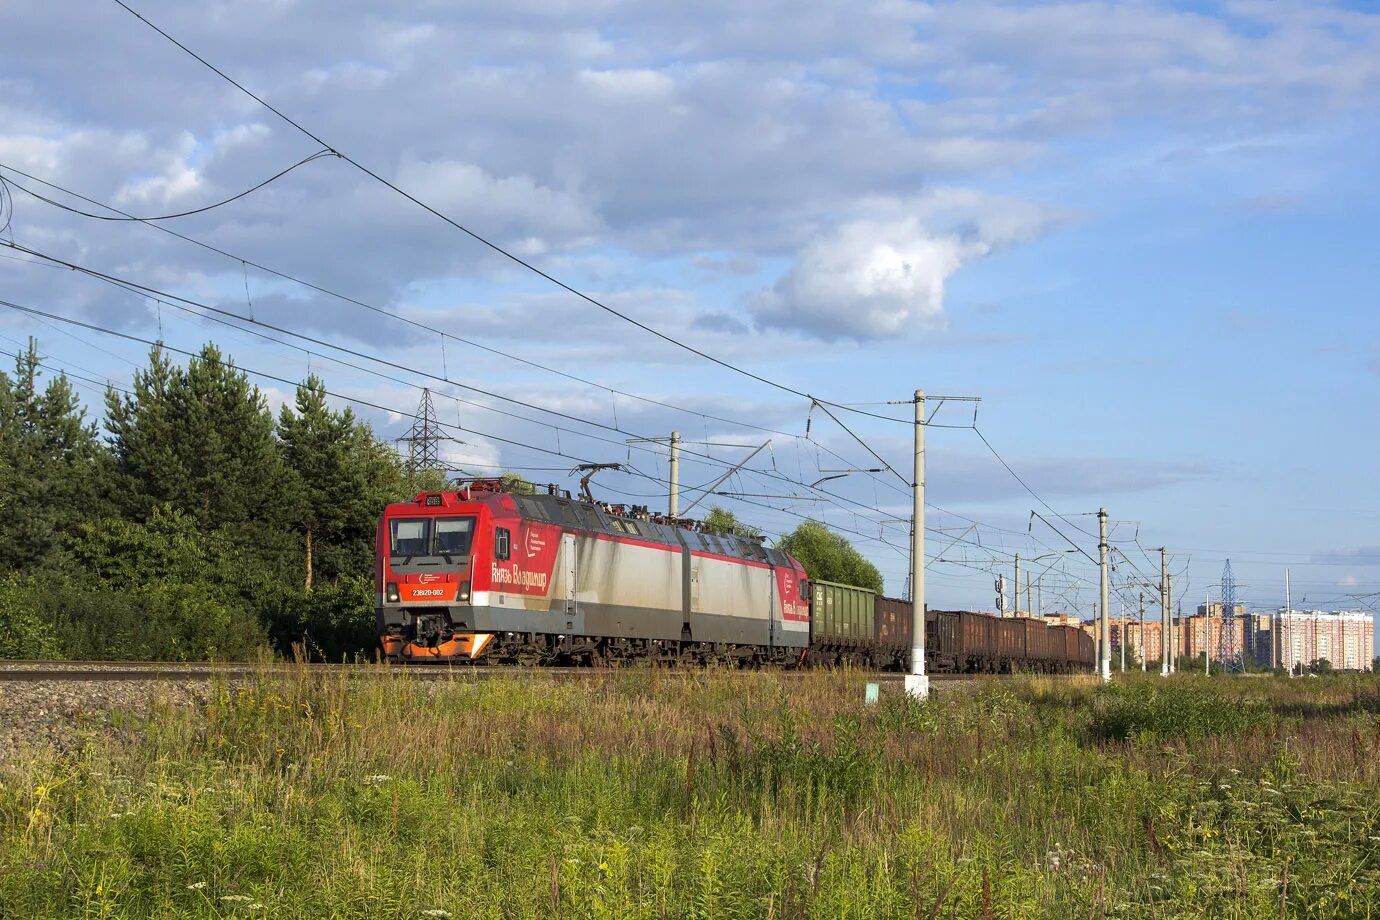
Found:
[495,528,511,561]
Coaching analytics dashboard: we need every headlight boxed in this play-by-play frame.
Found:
[385,582,400,603]
[458,581,471,602]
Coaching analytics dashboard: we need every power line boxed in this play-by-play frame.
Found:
[0,160,931,517]
[0,150,337,223]
[108,0,908,426]
[0,160,806,440]
[974,425,1096,538]
[0,298,931,565]
[0,294,940,562]
[4,242,1002,559]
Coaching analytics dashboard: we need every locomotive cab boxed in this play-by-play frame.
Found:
[376,489,497,661]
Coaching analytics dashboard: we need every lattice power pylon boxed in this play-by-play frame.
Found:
[1220,559,1244,672]
[397,388,446,474]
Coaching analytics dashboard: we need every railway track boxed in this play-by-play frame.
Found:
[0,660,1001,684]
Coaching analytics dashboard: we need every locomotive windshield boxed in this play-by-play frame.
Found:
[389,516,477,560]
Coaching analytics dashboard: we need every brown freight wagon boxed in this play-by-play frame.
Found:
[874,595,912,669]
[915,609,964,673]
[954,611,994,671]
[996,617,1023,669]
[873,599,966,673]
[1046,624,1069,669]
[1016,618,1048,668]
[1077,629,1095,669]
[1047,624,1073,671]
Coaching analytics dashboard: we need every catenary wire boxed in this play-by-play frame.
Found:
[108,0,910,426]
[0,159,924,512]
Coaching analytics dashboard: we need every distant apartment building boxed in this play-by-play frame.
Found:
[1109,618,1162,665]
[1184,603,1249,663]
[1274,610,1375,672]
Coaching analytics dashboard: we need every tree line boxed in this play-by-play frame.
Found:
[0,340,883,661]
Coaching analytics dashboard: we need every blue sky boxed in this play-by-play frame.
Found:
[1,0,1378,639]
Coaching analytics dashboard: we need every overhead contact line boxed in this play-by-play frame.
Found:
[107,0,907,426]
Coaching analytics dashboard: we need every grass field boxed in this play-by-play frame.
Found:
[3,669,1379,919]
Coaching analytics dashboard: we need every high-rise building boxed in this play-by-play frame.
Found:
[1274,611,1375,672]
[1186,605,1249,664]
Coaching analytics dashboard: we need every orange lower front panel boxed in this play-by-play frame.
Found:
[381,633,494,661]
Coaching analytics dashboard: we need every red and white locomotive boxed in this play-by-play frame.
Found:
[375,479,811,664]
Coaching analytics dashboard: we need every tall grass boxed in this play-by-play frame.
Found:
[2,668,1379,918]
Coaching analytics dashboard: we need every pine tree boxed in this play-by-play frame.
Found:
[0,339,108,570]
[279,376,367,589]
[105,345,286,529]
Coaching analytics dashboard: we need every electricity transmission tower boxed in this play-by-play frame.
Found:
[1220,559,1244,672]
[397,388,453,474]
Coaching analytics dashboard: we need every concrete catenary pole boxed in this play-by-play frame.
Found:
[1098,508,1111,682]
[1139,591,1146,672]
[1168,570,1176,673]
[1160,548,1170,676]
[905,389,929,699]
[1014,553,1021,617]
[668,431,680,517]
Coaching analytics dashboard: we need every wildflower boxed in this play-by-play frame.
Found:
[1229,768,1241,775]
[420,911,453,918]
[247,903,265,910]
[220,895,251,903]
[365,774,391,785]
[186,882,207,890]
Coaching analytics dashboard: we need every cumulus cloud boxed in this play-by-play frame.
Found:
[752,218,965,340]
[751,192,1069,340]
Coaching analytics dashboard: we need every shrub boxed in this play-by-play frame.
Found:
[0,574,62,658]
[261,575,376,662]
[50,579,266,661]
[1088,680,1272,743]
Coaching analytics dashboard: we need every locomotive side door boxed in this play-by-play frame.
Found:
[562,532,577,615]
[766,562,777,650]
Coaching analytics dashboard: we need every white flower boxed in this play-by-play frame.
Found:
[421,911,453,918]
[247,903,264,910]
[221,895,251,903]
[365,774,391,785]
[186,882,207,890]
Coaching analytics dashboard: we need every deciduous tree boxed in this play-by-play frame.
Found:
[776,519,884,592]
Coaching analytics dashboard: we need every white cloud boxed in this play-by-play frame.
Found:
[752,218,964,340]
[389,156,600,248]
[751,191,1070,340]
